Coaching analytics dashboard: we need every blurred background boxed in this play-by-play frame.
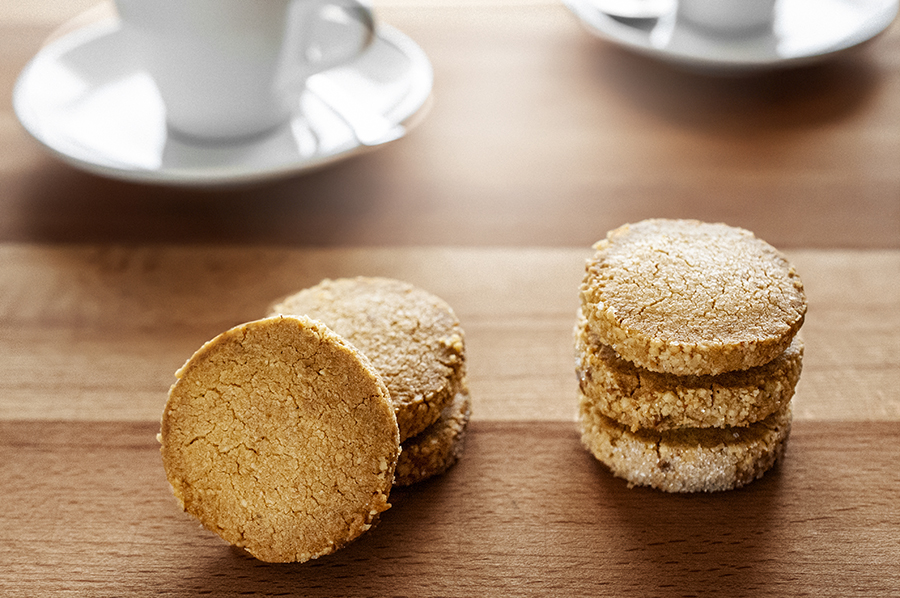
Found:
[3,0,897,249]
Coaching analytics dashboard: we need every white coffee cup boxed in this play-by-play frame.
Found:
[677,0,777,36]
[115,0,376,142]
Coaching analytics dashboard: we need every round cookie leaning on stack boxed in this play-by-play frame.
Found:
[576,219,807,492]
[269,277,471,487]
[160,315,400,563]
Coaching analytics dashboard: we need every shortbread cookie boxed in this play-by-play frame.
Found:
[395,390,472,487]
[160,315,400,563]
[269,277,467,442]
[576,310,803,431]
[580,219,807,376]
[578,394,792,493]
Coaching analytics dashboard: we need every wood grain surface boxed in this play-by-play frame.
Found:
[0,245,897,598]
[2,420,898,597]
[1,246,897,423]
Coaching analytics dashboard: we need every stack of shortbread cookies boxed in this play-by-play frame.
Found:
[159,277,469,562]
[576,219,807,492]
[268,277,471,487]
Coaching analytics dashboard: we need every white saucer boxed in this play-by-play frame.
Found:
[13,13,433,186]
[565,0,899,72]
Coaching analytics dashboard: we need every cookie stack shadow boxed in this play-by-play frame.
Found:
[576,219,807,493]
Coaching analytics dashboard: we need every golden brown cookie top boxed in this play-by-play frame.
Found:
[580,219,807,375]
[269,277,466,442]
[160,315,399,563]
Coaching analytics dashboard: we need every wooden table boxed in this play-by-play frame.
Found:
[2,1,898,596]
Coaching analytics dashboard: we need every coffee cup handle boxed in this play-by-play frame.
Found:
[292,0,376,74]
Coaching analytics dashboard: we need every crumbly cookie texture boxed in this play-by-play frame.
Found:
[269,277,467,442]
[576,309,803,432]
[394,389,472,487]
[579,394,792,493]
[580,219,807,376]
[160,315,400,563]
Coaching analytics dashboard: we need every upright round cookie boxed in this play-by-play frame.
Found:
[160,315,400,563]
[580,219,807,376]
[269,277,467,442]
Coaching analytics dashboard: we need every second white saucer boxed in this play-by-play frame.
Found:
[14,13,433,186]
[565,0,899,72]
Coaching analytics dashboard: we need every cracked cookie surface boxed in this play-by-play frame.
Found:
[580,219,807,376]
[578,393,792,493]
[269,277,467,442]
[394,389,472,487]
[160,315,399,563]
[576,309,803,431]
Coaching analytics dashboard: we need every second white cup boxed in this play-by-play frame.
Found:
[115,0,376,142]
